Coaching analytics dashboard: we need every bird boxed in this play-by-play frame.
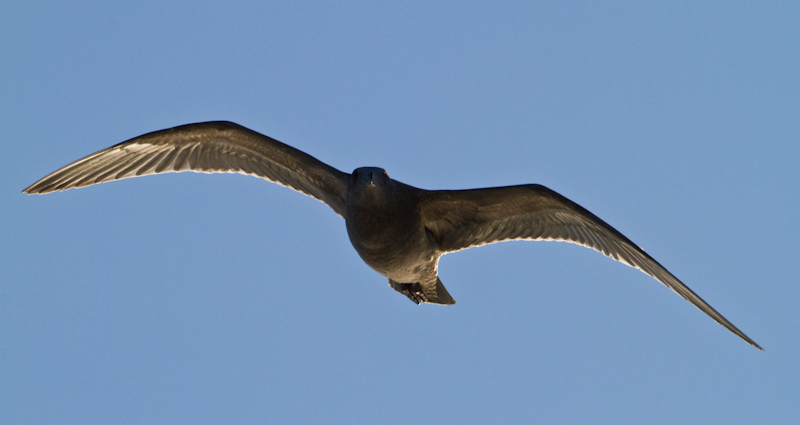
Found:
[23,121,761,349]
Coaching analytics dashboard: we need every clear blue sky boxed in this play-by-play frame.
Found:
[3,2,797,424]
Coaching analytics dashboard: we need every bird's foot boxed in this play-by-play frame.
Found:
[388,280,427,304]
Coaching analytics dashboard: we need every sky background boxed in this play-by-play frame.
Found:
[3,1,798,424]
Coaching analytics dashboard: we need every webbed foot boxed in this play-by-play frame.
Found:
[388,278,455,305]
[388,280,427,304]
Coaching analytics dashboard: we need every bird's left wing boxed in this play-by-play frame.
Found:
[419,184,761,349]
[23,121,350,217]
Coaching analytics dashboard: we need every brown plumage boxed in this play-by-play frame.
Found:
[24,121,762,349]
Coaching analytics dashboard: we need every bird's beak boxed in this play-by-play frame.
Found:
[362,170,376,186]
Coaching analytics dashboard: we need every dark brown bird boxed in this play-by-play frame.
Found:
[23,121,762,349]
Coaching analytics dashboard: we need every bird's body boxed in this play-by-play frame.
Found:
[24,121,761,349]
[345,168,453,303]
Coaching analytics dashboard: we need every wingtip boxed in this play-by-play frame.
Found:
[22,185,43,195]
[22,180,46,194]
[738,334,763,351]
[23,181,67,195]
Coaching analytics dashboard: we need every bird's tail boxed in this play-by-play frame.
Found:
[429,278,456,305]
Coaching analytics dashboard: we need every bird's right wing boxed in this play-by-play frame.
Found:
[420,184,761,349]
[23,121,350,217]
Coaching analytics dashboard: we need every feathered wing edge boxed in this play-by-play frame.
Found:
[420,184,762,349]
[23,121,350,217]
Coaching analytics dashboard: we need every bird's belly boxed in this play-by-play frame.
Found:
[349,235,438,282]
[359,249,437,282]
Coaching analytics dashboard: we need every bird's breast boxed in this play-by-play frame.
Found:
[344,206,437,280]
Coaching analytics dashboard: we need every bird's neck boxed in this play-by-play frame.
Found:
[345,188,418,249]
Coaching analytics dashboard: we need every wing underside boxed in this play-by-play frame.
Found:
[23,121,350,217]
[420,185,761,349]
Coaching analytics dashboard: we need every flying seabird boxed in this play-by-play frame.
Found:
[23,121,761,349]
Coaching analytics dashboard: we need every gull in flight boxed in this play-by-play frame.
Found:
[24,121,761,349]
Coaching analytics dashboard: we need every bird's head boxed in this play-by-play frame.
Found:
[351,167,389,188]
[347,167,395,208]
